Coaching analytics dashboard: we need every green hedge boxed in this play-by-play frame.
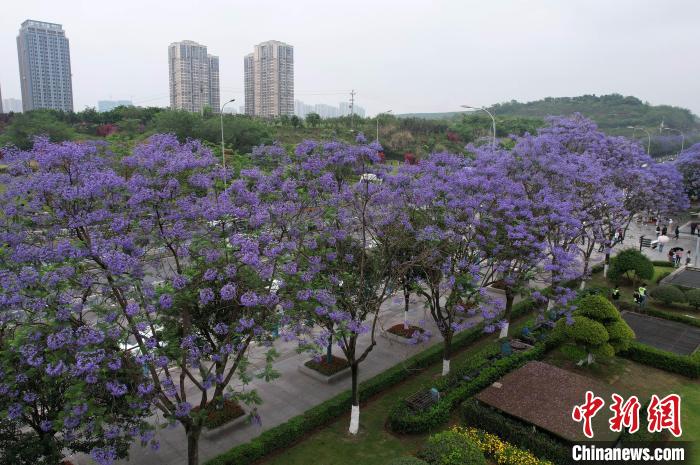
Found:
[205,300,539,465]
[620,342,700,379]
[638,306,700,329]
[387,331,562,434]
[590,263,604,274]
[652,260,675,267]
[460,399,573,465]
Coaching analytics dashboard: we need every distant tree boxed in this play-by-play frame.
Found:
[0,111,75,149]
[290,115,302,129]
[305,112,321,128]
[608,248,654,285]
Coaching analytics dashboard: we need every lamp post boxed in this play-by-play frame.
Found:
[627,126,651,155]
[376,110,392,142]
[461,104,496,148]
[220,98,236,185]
[662,126,685,156]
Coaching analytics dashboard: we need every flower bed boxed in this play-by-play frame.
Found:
[192,399,245,429]
[460,399,573,465]
[304,355,349,376]
[457,427,554,465]
[387,323,424,339]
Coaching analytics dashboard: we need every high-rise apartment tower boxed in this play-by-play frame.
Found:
[17,20,73,112]
[244,40,294,117]
[168,40,220,113]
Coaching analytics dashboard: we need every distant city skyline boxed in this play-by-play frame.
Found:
[294,99,365,119]
[97,99,133,112]
[2,97,23,113]
[0,2,698,116]
[16,19,73,112]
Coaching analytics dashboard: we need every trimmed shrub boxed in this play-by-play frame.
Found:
[638,307,700,328]
[608,248,654,284]
[655,270,672,284]
[461,399,573,465]
[417,429,486,465]
[387,338,553,434]
[649,285,687,305]
[652,260,675,267]
[621,342,700,378]
[561,295,635,360]
[686,289,700,310]
[576,295,619,322]
[387,457,429,465]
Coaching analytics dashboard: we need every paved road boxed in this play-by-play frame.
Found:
[68,216,698,465]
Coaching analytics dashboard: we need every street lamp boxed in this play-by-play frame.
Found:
[220,98,236,185]
[627,126,651,155]
[376,110,392,142]
[662,126,685,156]
[461,104,496,148]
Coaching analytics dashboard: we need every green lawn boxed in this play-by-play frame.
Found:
[261,318,532,465]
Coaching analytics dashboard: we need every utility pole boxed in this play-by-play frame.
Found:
[350,89,356,133]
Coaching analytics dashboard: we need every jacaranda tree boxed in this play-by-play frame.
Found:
[0,135,300,465]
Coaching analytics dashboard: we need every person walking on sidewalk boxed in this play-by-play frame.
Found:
[687,250,693,267]
[675,225,680,240]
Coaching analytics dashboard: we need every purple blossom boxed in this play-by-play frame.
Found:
[220,283,236,301]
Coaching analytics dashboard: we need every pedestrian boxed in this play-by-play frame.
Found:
[675,225,680,240]
[687,250,692,267]
[656,225,661,237]
[662,226,668,236]
[692,223,698,236]
[659,241,664,253]
[675,251,682,268]
[668,250,674,263]
[638,285,647,308]
[633,291,641,308]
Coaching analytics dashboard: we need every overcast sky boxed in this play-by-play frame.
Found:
[1,0,698,116]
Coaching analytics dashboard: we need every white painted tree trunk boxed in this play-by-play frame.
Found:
[403,310,409,330]
[603,263,609,278]
[579,280,586,290]
[442,359,450,376]
[349,405,360,434]
[587,352,595,365]
[499,321,510,338]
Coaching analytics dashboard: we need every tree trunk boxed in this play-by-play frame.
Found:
[349,363,360,434]
[403,285,410,330]
[326,334,333,364]
[500,289,514,338]
[604,253,610,278]
[186,424,202,465]
[442,331,452,376]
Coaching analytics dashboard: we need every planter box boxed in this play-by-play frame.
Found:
[486,284,507,296]
[298,363,351,384]
[381,329,418,345]
[201,411,249,439]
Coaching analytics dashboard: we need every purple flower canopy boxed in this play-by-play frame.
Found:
[0,118,690,464]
